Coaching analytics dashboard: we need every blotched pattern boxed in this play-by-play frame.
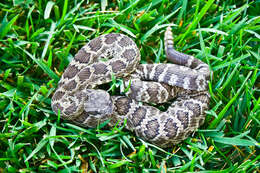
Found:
[51,27,211,148]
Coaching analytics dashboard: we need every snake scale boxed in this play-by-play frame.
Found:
[51,27,210,147]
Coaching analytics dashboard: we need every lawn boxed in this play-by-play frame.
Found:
[0,0,259,172]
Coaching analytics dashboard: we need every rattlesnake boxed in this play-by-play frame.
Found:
[51,27,210,147]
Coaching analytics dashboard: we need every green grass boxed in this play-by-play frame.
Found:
[0,0,259,172]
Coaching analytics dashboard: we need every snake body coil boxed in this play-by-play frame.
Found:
[51,27,210,147]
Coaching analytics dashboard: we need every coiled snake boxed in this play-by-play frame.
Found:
[51,27,210,147]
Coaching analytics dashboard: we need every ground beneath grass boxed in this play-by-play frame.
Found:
[0,0,259,172]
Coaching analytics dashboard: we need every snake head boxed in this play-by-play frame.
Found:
[84,89,113,117]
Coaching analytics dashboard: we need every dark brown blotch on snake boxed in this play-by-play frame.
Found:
[74,49,91,63]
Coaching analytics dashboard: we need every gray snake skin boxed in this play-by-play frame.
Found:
[51,27,210,147]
